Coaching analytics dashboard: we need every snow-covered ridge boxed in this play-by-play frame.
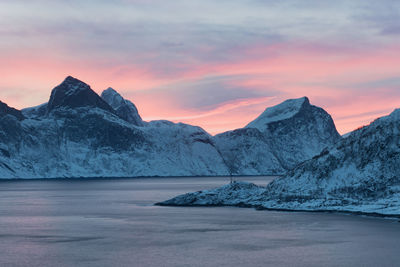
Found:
[245,97,308,132]
[159,108,400,216]
[157,181,267,207]
[156,181,400,216]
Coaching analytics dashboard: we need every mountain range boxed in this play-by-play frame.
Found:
[0,76,341,178]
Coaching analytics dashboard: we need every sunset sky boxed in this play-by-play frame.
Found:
[1,0,399,134]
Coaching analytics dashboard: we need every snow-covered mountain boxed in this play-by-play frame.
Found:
[0,76,340,178]
[214,97,341,175]
[159,109,400,216]
[0,76,228,178]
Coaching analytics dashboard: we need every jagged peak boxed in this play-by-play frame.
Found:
[101,87,143,126]
[64,75,85,85]
[58,76,90,94]
[47,76,114,113]
[102,87,118,94]
[245,96,309,131]
[101,87,125,107]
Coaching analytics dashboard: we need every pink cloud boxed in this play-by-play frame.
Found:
[1,42,400,136]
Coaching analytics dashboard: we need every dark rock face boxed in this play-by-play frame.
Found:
[50,108,146,151]
[47,76,114,113]
[0,101,24,120]
[0,114,24,147]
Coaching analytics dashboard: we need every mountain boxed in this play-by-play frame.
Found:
[47,76,114,113]
[0,77,340,178]
[0,101,24,120]
[213,97,341,175]
[0,76,228,178]
[159,109,400,216]
[101,87,144,126]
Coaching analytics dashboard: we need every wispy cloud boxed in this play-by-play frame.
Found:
[146,96,276,121]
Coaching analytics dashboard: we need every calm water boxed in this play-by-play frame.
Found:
[1,176,400,267]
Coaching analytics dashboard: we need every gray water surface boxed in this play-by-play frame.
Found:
[1,176,400,267]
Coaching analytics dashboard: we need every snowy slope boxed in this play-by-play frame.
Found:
[159,109,400,215]
[213,128,285,175]
[246,97,307,131]
[214,97,341,174]
[141,120,228,176]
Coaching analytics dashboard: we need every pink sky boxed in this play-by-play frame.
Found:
[1,0,399,135]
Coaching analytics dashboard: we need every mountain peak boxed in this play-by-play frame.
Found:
[245,96,309,131]
[103,87,118,95]
[47,76,114,113]
[64,75,84,84]
[101,87,143,126]
[101,87,123,106]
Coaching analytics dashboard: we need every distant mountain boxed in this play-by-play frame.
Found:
[214,97,341,175]
[0,76,340,178]
[159,109,400,216]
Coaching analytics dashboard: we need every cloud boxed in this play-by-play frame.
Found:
[355,76,400,90]
[352,0,400,37]
[134,74,279,111]
[1,0,400,135]
[146,96,276,121]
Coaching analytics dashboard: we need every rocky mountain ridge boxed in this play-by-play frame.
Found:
[214,96,341,174]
